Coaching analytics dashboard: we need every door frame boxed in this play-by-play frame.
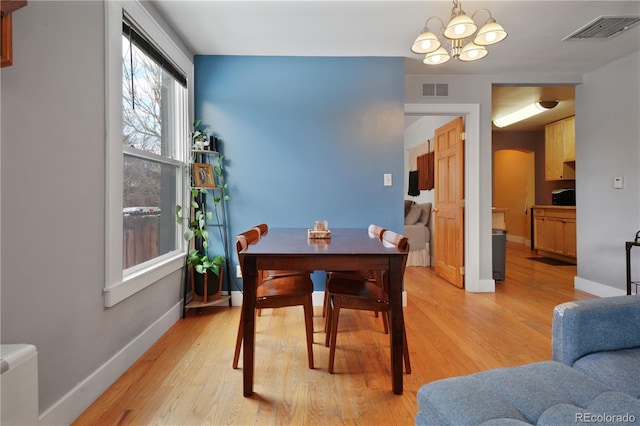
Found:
[405,103,494,293]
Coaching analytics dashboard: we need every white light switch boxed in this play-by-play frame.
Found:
[384,174,392,186]
[614,176,624,189]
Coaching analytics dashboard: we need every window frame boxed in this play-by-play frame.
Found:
[104,0,193,307]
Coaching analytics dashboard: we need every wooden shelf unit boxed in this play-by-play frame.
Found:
[183,149,232,316]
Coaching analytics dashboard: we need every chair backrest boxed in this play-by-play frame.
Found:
[253,223,268,238]
[368,224,386,241]
[236,227,262,270]
[381,230,409,252]
[379,230,410,291]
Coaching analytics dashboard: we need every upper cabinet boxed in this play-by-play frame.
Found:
[545,116,575,181]
[1,0,27,68]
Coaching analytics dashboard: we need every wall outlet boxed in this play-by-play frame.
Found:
[236,264,242,278]
[384,173,392,186]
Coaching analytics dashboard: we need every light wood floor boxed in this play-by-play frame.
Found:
[73,242,593,425]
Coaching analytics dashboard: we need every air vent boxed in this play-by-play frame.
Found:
[563,16,640,40]
[422,83,448,97]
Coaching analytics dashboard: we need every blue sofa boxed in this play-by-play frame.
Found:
[415,295,640,425]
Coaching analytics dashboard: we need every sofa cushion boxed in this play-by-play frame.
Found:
[405,204,422,225]
[417,375,529,425]
[573,347,640,398]
[415,361,640,426]
[537,391,640,425]
[404,200,414,217]
[416,203,432,226]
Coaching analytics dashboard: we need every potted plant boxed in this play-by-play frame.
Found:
[177,119,231,303]
[192,119,210,150]
[176,188,225,301]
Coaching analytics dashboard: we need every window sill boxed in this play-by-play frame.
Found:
[104,252,185,307]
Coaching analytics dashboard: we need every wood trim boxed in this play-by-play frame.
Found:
[0,0,27,68]
[1,13,13,67]
[0,0,27,15]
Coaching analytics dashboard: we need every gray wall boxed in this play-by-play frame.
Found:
[576,51,640,294]
[405,56,639,295]
[1,2,184,422]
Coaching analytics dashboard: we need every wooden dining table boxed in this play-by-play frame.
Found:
[240,227,408,396]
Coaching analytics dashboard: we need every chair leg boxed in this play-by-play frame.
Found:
[328,297,342,374]
[324,293,333,347]
[403,323,412,374]
[232,306,245,369]
[322,283,329,318]
[303,295,315,369]
[386,312,411,374]
[382,311,389,334]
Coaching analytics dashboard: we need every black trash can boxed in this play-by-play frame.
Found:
[492,229,507,282]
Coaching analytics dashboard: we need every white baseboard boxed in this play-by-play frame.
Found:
[506,234,530,247]
[574,276,627,297]
[39,302,182,426]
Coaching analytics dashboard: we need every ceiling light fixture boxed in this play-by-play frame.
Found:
[411,0,507,65]
[493,100,559,128]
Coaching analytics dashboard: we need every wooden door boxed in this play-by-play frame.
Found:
[433,117,465,288]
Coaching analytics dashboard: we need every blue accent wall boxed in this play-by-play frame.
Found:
[194,56,405,290]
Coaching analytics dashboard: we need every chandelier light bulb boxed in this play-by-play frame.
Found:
[474,19,508,46]
[459,42,488,61]
[444,13,477,39]
[423,47,451,65]
[411,30,441,54]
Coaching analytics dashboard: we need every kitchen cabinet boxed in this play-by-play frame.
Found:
[532,206,576,259]
[545,116,575,181]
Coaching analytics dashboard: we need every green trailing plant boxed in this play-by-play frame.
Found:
[177,119,231,277]
[192,119,210,148]
[176,188,225,275]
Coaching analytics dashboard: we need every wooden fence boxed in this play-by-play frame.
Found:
[123,211,160,269]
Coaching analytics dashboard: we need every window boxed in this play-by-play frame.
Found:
[105,1,193,307]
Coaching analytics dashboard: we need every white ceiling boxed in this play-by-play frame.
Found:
[149,0,640,131]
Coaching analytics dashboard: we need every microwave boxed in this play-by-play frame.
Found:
[552,189,575,206]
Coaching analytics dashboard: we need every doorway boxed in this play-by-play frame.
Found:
[405,103,493,293]
[494,149,535,246]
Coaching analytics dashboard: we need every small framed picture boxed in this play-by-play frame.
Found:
[193,163,216,188]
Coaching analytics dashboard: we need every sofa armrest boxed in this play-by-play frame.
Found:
[552,295,640,366]
[403,224,428,250]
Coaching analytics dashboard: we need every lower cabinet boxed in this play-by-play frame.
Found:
[533,207,576,258]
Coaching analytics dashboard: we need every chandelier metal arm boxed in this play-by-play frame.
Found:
[471,8,493,22]
[422,16,446,33]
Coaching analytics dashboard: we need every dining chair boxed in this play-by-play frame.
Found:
[321,224,386,319]
[232,224,315,369]
[324,229,411,375]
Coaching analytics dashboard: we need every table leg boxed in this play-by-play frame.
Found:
[243,256,257,397]
[388,256,404,395]
[626,242,632,296]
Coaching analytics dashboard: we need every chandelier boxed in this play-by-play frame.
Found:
[411,0,507,65]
